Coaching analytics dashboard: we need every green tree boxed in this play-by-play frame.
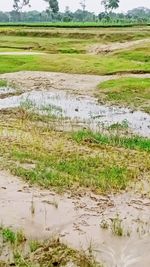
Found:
[44,0,59,13]
[101,0,119,13]
[63,6,73,22]
[108,0,119,11]
[80,0,86,12]
[127,7,150,21]
[101,0,109,13]
[79,0,86,21]
[13,0,30,12]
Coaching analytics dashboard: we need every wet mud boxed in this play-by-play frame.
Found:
[1,171,150,267]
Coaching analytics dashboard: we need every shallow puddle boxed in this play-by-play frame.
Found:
[1,171,150,267]
[0,86,16,97]
[0,89,150,137]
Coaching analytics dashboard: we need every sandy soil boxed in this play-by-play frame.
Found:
[0,71,150,97]
[88,38,150,54]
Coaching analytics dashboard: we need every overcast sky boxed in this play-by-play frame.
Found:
[0,0,150,13]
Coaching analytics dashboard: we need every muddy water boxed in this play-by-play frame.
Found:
[0,89,150,137]
[1,171,150,267]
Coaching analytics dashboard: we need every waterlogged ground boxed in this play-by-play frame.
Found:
[0,71,150,137]
[1,89,150,137]
[1,171,150,267]
[0,71,150,267]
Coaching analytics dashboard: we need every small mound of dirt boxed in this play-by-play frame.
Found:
[88,38,150,55]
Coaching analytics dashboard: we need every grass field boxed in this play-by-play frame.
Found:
[0,29,149,195]
[0,26,149,75]
[0,25,150,41]
[0,54,149,75]
[0,110,149,193]
[98,77,150,112]
[0,22,150,28]
[0,24,150,266]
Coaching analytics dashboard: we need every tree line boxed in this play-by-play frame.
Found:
[0,0,150,23]
[12,0,120,13]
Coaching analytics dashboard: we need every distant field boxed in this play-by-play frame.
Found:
[0,22,150,28]
[0,25,150,41]
[0,25,149,75]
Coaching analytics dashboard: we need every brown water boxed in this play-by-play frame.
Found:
[1,171,150,267]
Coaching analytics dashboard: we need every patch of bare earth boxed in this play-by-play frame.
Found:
[88,38,150,54]
[0,71,150,97]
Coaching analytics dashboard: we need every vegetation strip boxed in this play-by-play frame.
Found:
[0,227,100,267]
[72,130,150,152]
[0,26,149,76]
[0,110,149,193]
[98,77,150,113]
[0,54,149,75]
[0,79,7,87]
[0,22,150,28]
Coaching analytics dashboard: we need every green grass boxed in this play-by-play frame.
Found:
[117,43,150,63]
[98,77,150,112]
[0,227,100,267]
[0,80,7,87]
[0,27,149,75]
[0,22,150,28]
[0,227,25,245]
[0,35,149,55]
[0,26,150,42]
[0,54,149,75]
[1,228,16,244]
[10,150,129,192]
[107,120,129,130]
[73,130,150,152]
[0,27,149,193]
[0,112,149,193]
[0,35,89,54]
[111,215,124,237]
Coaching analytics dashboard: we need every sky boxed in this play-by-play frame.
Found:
[0,0,150,13]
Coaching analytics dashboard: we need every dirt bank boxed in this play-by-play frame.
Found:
[88,38,150,54]
[0,71,150,97]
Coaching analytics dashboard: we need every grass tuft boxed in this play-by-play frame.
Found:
[0,227,101,267]
[98,77,150,113]
[72,130,150,152]
[0,80,7,87]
